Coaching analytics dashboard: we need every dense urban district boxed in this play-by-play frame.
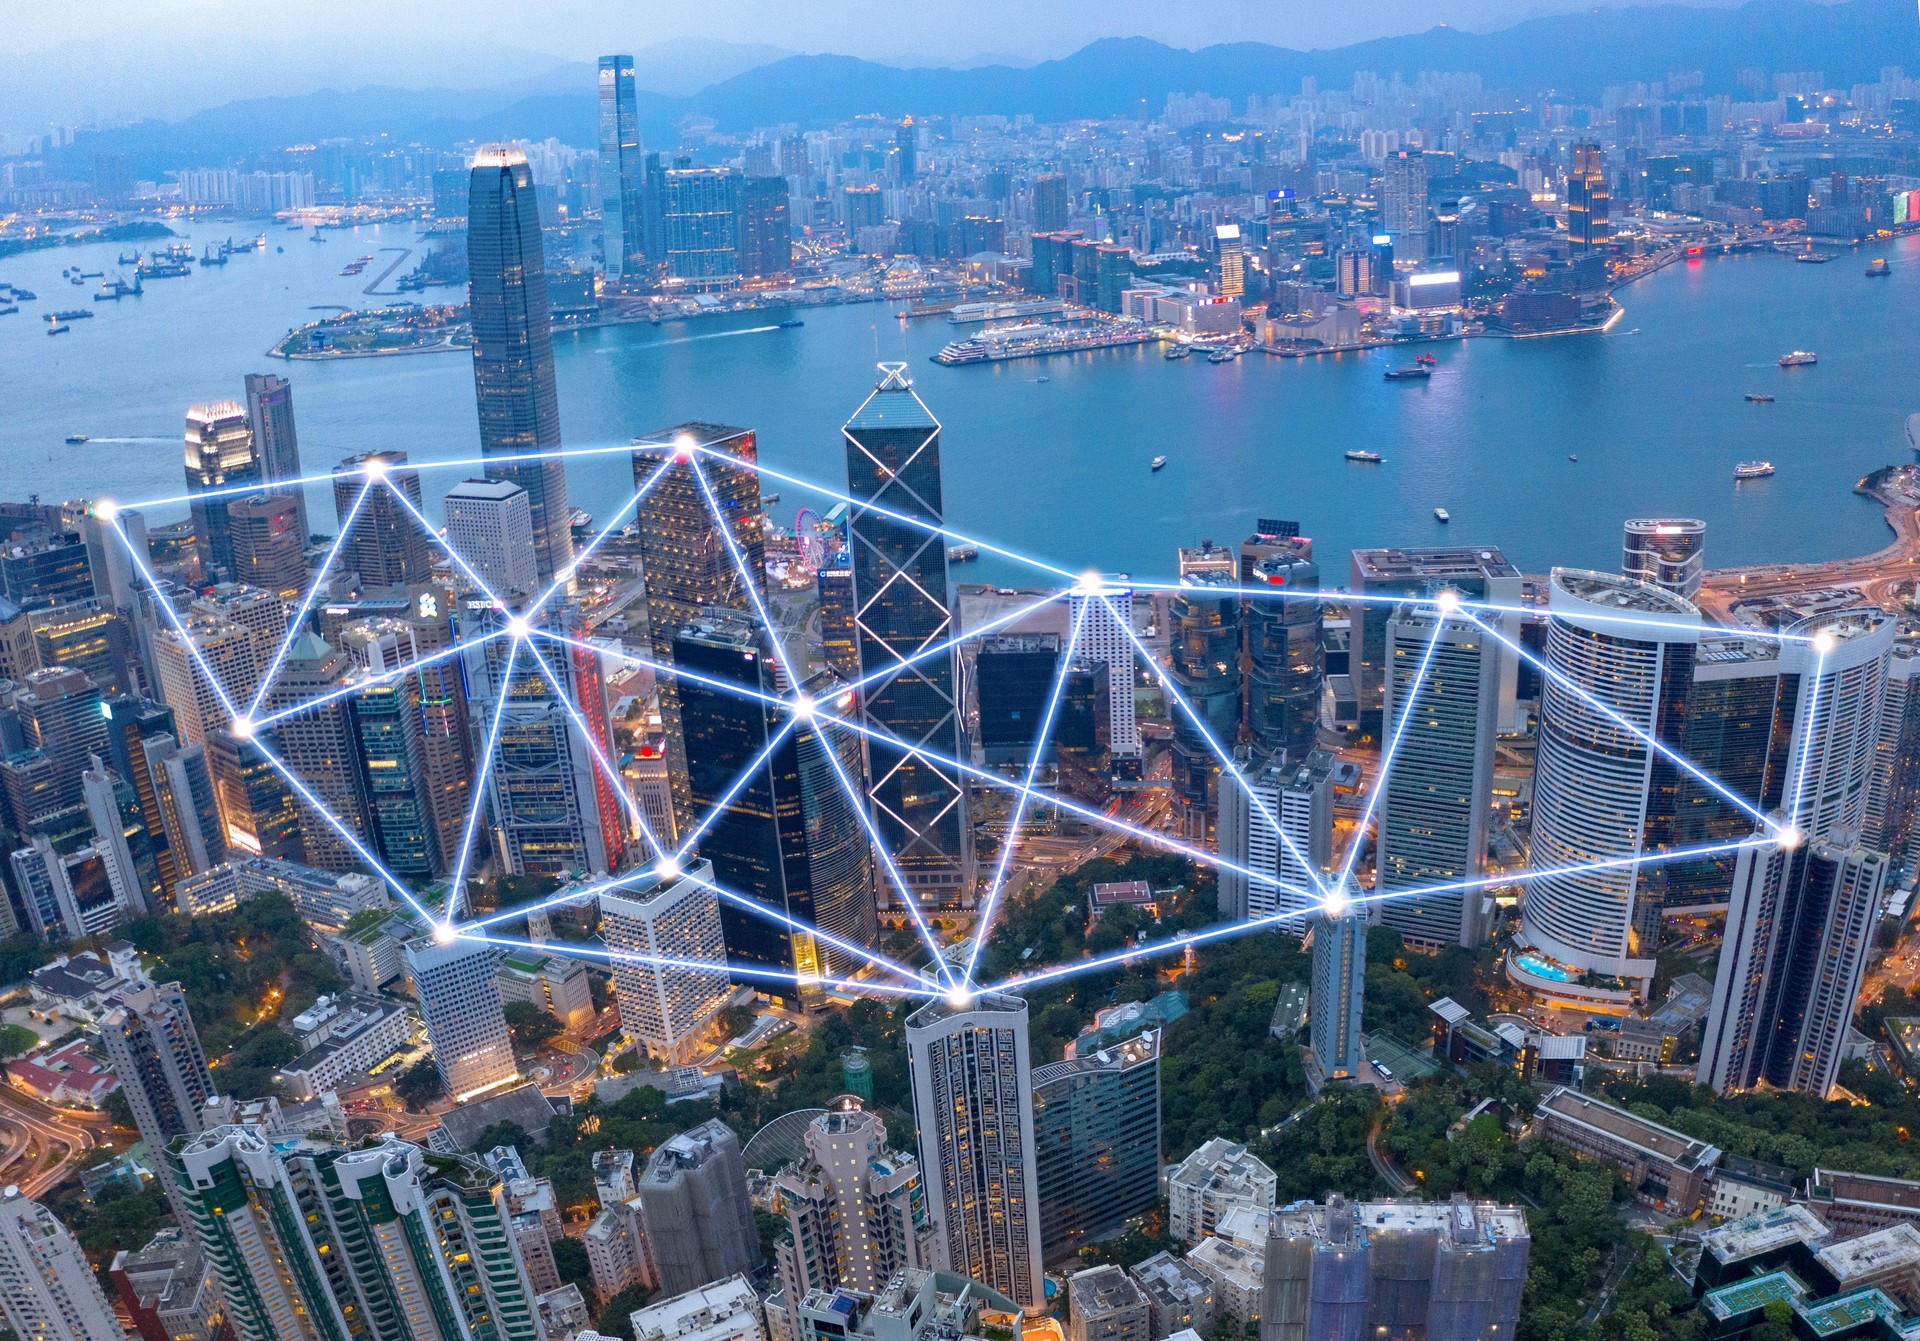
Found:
[0,7,1919,1341]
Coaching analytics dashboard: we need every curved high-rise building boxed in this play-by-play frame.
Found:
[1520,569,1700,985]
[1245,550,1323,762]
[468,145,572,586]
[1775,608,1895,840]
[1622,518,1706,599]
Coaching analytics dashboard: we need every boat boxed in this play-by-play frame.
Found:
[48,309,92,322]
[1206,348,1238,363]
[198,248,227,267]
[1385,365,1432,380]
[1568,454,1579,462]
[0,305,15,316]
[1745,393,1775,403]
[947,544,979,562]
[309,233,327,244]
[1415,353,1437,365]
[1734,461,1776,480]
[116,251,139,266]
[78,271,101,280]
[137,262,191,279]
[1433,507,1451,523]
[1778,351,1818,368]
[1795,251,1833,264]
[1164,345,1190,360]
[777,319,804,329]
[1345,450,1384,464]
[64,434,87,445]
[1151,455,1169,471]
[1868,258,1892,278]
[45,322,69,335]
[11,289,34,300]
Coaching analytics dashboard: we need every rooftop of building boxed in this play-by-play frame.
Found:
[1130,1251,1213,1303]
[1811,1168,1920,1211]
[1535,1086,1720,1170]
[1699,1204,1831,1266]
[1351,545,1519,582]
[1702,1269,1804,1322]
[1716,1153,1798,1196]
[1033,1029,1160,1088]
[438,1084,564,1152]
[1815,1223,1920,1283]
[844,373,938,433]
[1551,567,1701,619]
[1069,1265,1147,1315]
[443,477,528,501]
[1273,1195,1529,1244]
[905,991,1027,1032]
[1170,1137,1274,1189]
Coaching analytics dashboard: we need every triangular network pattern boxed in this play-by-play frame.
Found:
[102,441,1824,1006]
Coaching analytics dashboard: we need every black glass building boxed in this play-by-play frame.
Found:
[1246,548,1324,763]
[468,146,573,586]
[1169,571,1240,838]
[1032,1029,1162,1264]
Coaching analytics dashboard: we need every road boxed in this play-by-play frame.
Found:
[1367,1117,1417,1194]
[0,1087,96,1198]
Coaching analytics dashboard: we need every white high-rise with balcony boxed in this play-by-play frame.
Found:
[599,859,732,1065]
[0,1187,124,1341]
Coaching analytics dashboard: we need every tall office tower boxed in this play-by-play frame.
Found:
[1237,517,1305,582]
[1033,1029,1162,1265]
[1217,750,1333,925]
[1520,570,1701,990]
[1373,605,1502,950]
[150,618,260,748]
[0,1187,124,1341]
[1777,609,1896,841]
[738,176,793,279]
[1264,1199,1530,1337]
[1565,142,1611,252]
[143,734,226,889]
[772,1102,934,1303]
[661,168,743,286]
[1308,912,1367,1087]
[8,835,137,938]
[207,728,305,862]
[1381,149,1430,263]
[98,981,214,1218]
[244,371,308,541]
[1214,224,1245,297]
[1699,829,1889,1098]
[461,618,615,879]
[638,1119,762,1297]
[600,859,732,1063]
[843,366,974,907]
[1168,570,1240,839]
[405,932,517,1100]
[102,698,185,893]
[674,616,876,994]
[631,422,764,832]
[904,992,1043,1307]
[469,145,573,586]
[1866,636,1920,860]
[32,603,135,699]
[1245,548,1323,762]
[82,756,159,915]
[1622,518,1706,599]
[1069,581,1142,777]
[976,634,1061,766]
[444,478,538,598]
[17,665,107,805]
[1056,662,1113,801]
[332,451,432,589]
[183,400,260,580]
[1031,173,1069,233]
[1350,546,1523,737]
[225,493,307,599]
[342,622,442,879]
[598,54,646,281]
[262,631,369,871]
[817,557,859,680]
[893,117,917,181]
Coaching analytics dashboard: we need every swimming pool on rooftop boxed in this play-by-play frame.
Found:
[1514,952,1575,982]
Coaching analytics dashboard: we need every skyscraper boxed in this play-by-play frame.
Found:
[0,1187,125,1341]
[1566,142,1612,253]
[1520,570,1701,991]
[206,728,305,863]
[904,992,1042,1307]
[342,621,442,880]
[1349,546,1523,737]
[1033,1029,1162,1264]
[1308,912,1367,1087]
[1699,829,1888,1098]
[469,145,573,586]
[1622,518,1705,599]
[1031,173,1069,233]
[225,493,307,599]
[1382,149,1430,264]
[1245,547,1323,762]
[82,755,159,916]
[243,371,309,542]
[598,860,732,1065]
[443,478,538,598]
[661,168,742,287]
[843,366,973,907]
[738,176,793,279]
[631,422,764,833]
[673,614,876,995]
[405,932,517,1100]
[142,733,226,895]
[772,1102,933,1303]
[1217,750,1333,926]
[98,980,214,1219]
[183,401,261,580]
[263,631,370,872]
[1373,604,1502,951]
[598,54,647,282]
[1069,581,1142,777]
[332,451,433,590]
[1214,224,1245,297]
[637,1119,763,1298]
[1168,571,1240,838]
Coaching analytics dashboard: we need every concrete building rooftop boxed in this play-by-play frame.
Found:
[1536,1087,1720,1170]
[1699,1204,1831,1266]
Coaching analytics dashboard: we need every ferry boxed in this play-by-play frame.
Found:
[1345,450,1384,464]
[46,321,70,335]
[1745,393,1775,403]
[1568,454,1579,462]
[1206,348,1238,364]
[947,544,979,563]
[1794,251,1833,264]
[1151,456,1169,471]
[1433,507,1451,523]
[138,262,191,279]
[777,319,804,329]
[65,435,87,445]
[1164,345,1190,360]
[1868,258,1892,278]
[1734,461,1776,480]
[1384,365,1432,380]
[1778,351,1818,368]
[11,289,35,300]
[946,299,1066,326]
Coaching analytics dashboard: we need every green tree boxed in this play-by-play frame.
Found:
[596,1284,655,1340]
[503,1000,564,1050]
[550,1235,594,1296]
[394,1057,446,1111]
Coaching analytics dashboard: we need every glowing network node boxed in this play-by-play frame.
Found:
[505,614,533,639]
[790,694,817,721]
[362,456,390,480]
[672,432,697,462]
[1434,588,1461,614]
[1776,823,1806,851]
[945,986,976,1009]
[229,716,255,740]
[1812,629,1837,655]
[1075,569,1106,596]
[655,856,684,881]
[95,499,119,523]
[433,923,459,945]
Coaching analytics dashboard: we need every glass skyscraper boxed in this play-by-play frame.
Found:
[842,365,973,908]
[1032,1028,1161,1264]
[182,400,261,580]
[1245,547,1323,762]
[1168,570,1240,839]
[467,145,573,585]
[598,54,647,281]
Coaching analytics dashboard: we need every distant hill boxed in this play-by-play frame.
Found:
[39,0,1918,176]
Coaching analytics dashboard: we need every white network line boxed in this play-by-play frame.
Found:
[107,444,1821,1010]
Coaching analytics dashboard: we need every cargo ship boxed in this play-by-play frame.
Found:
[1385,365,1432,380]
[1345,450,1384,463]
